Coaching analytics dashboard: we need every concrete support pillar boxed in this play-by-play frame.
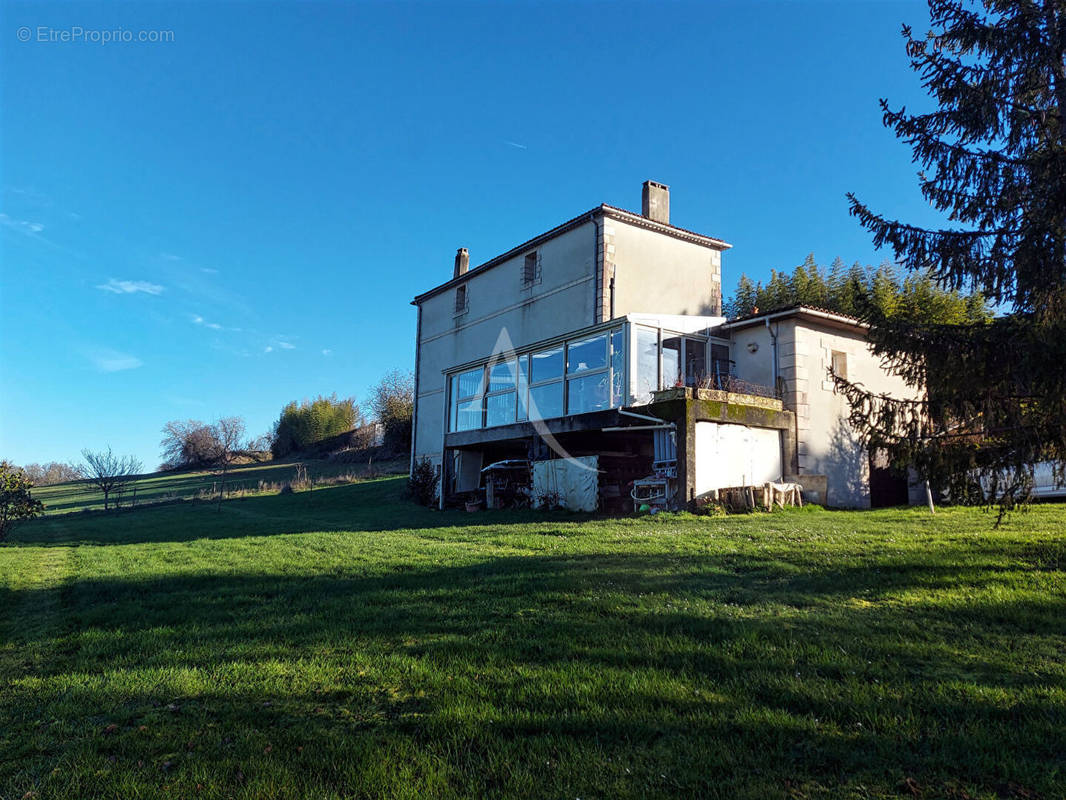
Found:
[673,398,697,511]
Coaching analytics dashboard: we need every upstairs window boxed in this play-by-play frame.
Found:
[831,350,848,380]
[522,251,540,286]
[454,285,468,314]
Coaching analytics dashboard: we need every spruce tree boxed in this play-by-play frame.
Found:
[840,0,1066,510]
[729,274,759,317]
[791,255,814,305]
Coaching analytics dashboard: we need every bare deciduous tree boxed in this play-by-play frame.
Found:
[246,432,272,459]
[206,416,246,510]
[18,461,85,486]
[81,447,142,511]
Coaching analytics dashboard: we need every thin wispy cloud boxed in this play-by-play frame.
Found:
[192,314,222,330]
[321,349,332,356]
[97,278,165,296]
[87,348,143,373]
[264,336,296,354]
[191,314,240,332]
[0,197,84,259]
[0,212,45,235]
[161,260,252,319]
[504,140,528,150]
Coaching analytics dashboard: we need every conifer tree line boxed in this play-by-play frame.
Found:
[724,254,991,325]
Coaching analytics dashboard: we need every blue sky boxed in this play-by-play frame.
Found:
[1,0,940,470]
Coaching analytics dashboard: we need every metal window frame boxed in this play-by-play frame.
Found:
[449,366,485,432]
[483,358,520,428]
[680,335,709,387]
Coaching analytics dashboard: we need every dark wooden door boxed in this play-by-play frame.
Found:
[869,452,909,507]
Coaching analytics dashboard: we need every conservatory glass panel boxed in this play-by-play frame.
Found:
[488,359,518,392]
[566,334,607,375]
[455,367,484,400]
[454,398,483,432]
[567,372,610,414]
[610,329,625,406]
[662,336,682,389]
[530,346,564,384]
[684,338,706,387]
[517,356,529,421]
[528,381,563,421]
[635,327,659,402]
[485,392,517,427]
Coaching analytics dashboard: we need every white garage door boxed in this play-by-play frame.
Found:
[694,422,782,495]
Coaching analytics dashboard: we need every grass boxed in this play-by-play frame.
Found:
[32,456,406,514]
[1,477,1064,799]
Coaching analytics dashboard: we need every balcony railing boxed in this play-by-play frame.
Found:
[695,372,780,400]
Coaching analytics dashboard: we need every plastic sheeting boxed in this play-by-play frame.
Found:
[531,456,599,511]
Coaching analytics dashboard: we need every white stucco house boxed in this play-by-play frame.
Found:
[410,181,924,510]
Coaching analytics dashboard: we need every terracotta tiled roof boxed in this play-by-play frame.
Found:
[719,304,867,330]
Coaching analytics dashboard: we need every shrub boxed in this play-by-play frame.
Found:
[0,461,45,540]
[408,457,438,507]
[160,419,222,470]
[693,497,727,517]
[272,395,362,458]
[369,370,414,455]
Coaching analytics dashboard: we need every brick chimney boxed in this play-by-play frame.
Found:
[453,247,469,278]
[642,180,670,225]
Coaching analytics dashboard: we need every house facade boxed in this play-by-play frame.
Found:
[411,181,923,510]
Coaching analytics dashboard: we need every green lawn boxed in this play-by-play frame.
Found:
[2,477,1064,799]
[32,457,404,514]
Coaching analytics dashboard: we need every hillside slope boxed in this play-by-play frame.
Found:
[2,478,1064,799]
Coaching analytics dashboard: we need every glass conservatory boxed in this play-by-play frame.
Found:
[446,317,731,434]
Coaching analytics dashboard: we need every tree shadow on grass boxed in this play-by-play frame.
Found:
[2,549,1063,798]
[15,476,612,546]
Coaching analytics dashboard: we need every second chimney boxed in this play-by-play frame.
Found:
[642,180,670,225]
[454,247,469,278]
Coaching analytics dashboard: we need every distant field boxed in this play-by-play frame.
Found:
[2,477,1064,799]
[33,456,407,514]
